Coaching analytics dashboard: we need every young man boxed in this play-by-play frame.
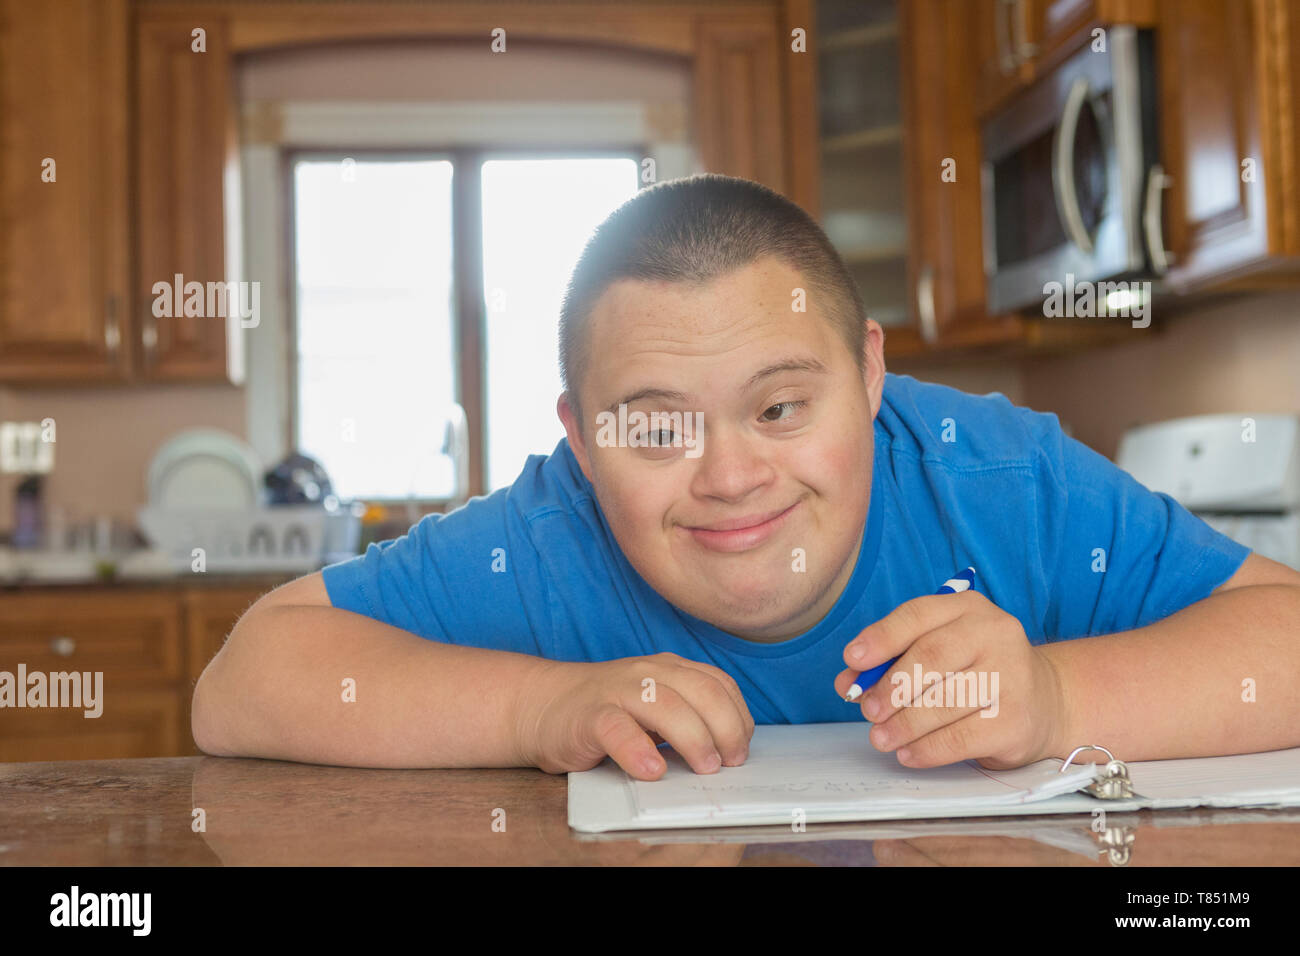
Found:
[193,174,1300,781]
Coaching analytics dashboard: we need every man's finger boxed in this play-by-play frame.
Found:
[844,590,982,670]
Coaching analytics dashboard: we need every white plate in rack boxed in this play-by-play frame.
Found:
[146,429,264,511]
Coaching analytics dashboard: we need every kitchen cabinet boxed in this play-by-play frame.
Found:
[973,0,1156,117]
[0,581,276,762]
[1156,0,1300,290]
[812,1,914,347]
[0,0,242,385]
[974,0,1038,117]
[135,12,244,382]
[4,1,801,384]
[0,0,132,383]
[808,0,1023,356]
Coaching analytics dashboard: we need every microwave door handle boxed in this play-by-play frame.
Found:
[1143,163,1174,275]
[1052,76,1095,255]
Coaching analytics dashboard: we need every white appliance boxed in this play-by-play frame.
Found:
[1116,414,1300,570]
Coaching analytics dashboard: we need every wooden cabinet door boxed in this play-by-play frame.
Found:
[0,0,131,383]
[0,689,183,762]
[1157,0,1300,290]
[974,0,1037,116]
[0,590,184,684]
[135,14,243,382]
[694,16,787,194]
[974,0,1157,117]
[903,0,1025,349]
[0,588,186,760]
[1032,0,1156,64]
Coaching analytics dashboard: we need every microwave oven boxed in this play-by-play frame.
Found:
[981,26,1166,314]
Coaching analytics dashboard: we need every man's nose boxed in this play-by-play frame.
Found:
[688,425,774,501]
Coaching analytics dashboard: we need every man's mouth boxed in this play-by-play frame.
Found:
[683,499,802,553]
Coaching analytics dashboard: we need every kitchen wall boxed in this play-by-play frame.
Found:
[0,385,246,531]
[1021,289,1300,458]
[890,287,1300,457]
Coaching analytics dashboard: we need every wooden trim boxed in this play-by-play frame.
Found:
[1257,0,1299,256]
[133,1,776,56]
[1158,0,1270,289]
[693,14,787,192]
[781,0,819,212]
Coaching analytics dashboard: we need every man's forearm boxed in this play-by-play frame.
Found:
[192,604,553,768]
[1040,584,1300,761]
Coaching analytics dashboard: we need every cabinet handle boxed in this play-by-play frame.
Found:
[104,297,120,354]
[1143,163,1174,275]
[142,312,159,358]
[49,636,76,657]
[917,265,938,344]
[996,0,1018,74]
[1011,0,1038,61]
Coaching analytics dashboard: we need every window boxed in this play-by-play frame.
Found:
[290,152,637,500]
[480,157,638,489]
[293,158,456,500]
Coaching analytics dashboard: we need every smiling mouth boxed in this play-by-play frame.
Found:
[683,499,802,553]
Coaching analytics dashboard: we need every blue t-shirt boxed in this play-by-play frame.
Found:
[321,372,1250,725]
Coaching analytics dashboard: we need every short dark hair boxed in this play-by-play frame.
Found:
[558,173,866,410]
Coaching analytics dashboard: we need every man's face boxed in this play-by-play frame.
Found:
[558,256,886,642]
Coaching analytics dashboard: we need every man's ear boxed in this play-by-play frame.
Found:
[557,392,595,483]
[862,319,887,418]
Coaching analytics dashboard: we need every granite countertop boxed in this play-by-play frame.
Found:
[3,756,1300,866]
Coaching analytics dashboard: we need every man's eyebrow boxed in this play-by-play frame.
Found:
[606,387,692,414]
[743,356,829,390]
[604,357,829,414]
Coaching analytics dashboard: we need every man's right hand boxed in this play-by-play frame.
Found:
[512,652,755,780]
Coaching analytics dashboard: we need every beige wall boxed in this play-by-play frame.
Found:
[889,289,1300,459]
[239,38,691,107]
[1022,289,1300,458]
[0,385,247,532]
[887,356,1024,406]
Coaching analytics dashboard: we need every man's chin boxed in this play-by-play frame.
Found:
[680,580,812,639]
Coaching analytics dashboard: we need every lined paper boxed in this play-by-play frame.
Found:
[1125,749,1300,806]
[628,723,1099,823]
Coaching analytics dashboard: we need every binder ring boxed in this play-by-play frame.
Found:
[1060,745,1134,799]
[1059,745,1116,772]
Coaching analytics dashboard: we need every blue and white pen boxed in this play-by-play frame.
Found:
[842,567,977,703]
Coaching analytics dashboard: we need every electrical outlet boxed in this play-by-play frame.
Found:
[0,421,55,474]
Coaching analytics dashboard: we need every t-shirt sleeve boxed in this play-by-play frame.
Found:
[320,490,552,657]
[1029,411,1251,640]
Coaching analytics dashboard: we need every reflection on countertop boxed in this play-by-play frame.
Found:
[3,755,1299,867]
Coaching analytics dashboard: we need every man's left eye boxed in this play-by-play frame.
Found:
[760,401,806,423]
